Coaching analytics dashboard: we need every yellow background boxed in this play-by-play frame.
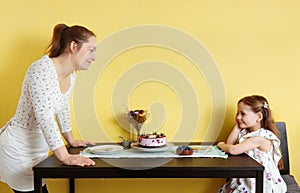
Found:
[0,1,299,192]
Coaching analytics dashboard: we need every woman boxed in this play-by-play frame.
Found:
[0,23,97,193]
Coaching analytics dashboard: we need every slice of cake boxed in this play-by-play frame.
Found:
[138,132,166,147]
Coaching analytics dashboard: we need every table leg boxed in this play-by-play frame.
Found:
[33,174,42,193]
[256,170,264,193]
[69,178,75,193]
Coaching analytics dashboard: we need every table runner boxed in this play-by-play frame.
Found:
[80,145,228,159]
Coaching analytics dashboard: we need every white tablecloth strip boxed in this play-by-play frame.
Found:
[80,145,228,159]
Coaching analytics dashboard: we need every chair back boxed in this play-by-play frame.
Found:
[276,122,290,175]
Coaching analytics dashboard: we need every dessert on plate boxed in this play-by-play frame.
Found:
[125,109,167,147]
[138,132,166,147]
[176,145,193,155]
[125,109,149,139]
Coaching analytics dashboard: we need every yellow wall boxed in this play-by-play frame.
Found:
[1,1,299,192]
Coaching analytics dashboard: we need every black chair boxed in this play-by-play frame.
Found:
[276,122,300,193]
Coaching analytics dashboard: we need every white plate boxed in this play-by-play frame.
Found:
[86,145,123,155]
[131,142,174,153]
[189,145,211,152]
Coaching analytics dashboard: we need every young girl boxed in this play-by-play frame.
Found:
[217,95,287,193]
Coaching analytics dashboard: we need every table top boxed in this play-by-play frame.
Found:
[33,143,264,179]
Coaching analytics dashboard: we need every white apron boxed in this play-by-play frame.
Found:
[0,120,49,191]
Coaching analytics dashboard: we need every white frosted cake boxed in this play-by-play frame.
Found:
[138,133,166,147]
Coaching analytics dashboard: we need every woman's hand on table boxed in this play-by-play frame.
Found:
[62,154,95,166]
[62,131,95,147]
[53,145,95,166]
[69,140,96,148]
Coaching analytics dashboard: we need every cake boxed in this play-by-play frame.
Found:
[138,132,166,147]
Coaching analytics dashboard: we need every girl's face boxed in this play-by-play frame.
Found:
[236,102,262,131]
[73,36,97,70]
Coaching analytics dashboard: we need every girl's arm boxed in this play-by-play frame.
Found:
[217,136,270,155]
[226,124,242,144]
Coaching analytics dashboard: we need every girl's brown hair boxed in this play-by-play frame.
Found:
[46,24,96,58]
[238,95,283,169]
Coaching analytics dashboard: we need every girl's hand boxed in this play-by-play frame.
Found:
[233,124,242,130]
[217,142,225,149]
[69,140,96,147]
[217,142,225,146]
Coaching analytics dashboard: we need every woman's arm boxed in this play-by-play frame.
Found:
[53,145,95,166]
[62,131,95,147]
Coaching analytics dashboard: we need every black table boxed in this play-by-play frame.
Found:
[33,144,264,193]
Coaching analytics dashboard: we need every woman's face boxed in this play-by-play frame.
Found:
[236,102,262,130]
[74,36,97,70]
